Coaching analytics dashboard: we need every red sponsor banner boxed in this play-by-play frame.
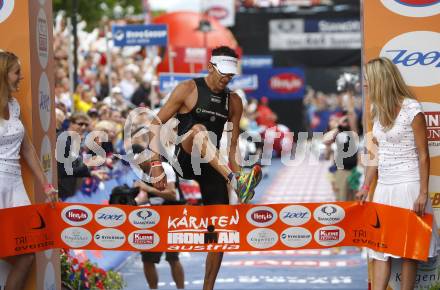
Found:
[269,72,303,94]
[0,202,432,261]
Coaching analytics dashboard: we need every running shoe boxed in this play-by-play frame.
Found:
[236,164,262,203]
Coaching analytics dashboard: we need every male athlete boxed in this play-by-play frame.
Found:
[147,46,262,290]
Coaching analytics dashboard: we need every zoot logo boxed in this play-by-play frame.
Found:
[38,73,51,132]
[381,0,440,17]
[380,31,440,87]
[128,208,160,229]
[61,205,93,226]
[167,208,240,251]
[95,207,126,227]
[246,206,277,227]
[313,204,345,225]
[279,205,311,226]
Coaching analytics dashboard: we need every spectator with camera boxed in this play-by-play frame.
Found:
[128,142,185,289]
[323,73,361,201]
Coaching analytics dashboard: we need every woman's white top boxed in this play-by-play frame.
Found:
[0,98,25,175]
[372,98,423,185]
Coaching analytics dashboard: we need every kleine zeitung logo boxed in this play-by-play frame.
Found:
[421,102,440,158]
[269,73,303,94]
[128,230,160,250]
[129,208,160,229]
[61,205,93,226]
[314,226,345,247]
[0,0,14,24]
[280,227,312,248]
[246,206,277,227]
[94,228,126,249]
[95,207,126,227]
[313,204,345,225]
[279,205,311,226]
[381,0,440,17]
[380,31,440,87]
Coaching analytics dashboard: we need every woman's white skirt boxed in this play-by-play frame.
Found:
[368,181,440,261]
[0,171,31,209]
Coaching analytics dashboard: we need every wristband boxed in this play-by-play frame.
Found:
[150,161,162,168]
[361,184,370,191]
[44,183,55,192]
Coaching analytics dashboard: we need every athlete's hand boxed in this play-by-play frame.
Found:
[150,165,167,191]
[355,188,369,205]
[413,193,428,217]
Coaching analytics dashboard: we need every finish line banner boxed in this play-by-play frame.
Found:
[0,202,432,260]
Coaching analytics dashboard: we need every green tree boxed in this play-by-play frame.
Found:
[53,0,143,30]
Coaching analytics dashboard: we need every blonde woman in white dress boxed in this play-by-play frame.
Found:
[0,50,58,290]
[356,57,440,290]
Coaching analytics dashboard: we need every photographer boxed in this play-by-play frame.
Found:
[131,144,185,289]
[323,72,361,201]
[323,113,358,201]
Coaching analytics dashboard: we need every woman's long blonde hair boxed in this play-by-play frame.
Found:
[0,50,19,119]
[365,57,415,129]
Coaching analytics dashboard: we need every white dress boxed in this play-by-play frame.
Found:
[369,98,440,261]
[0,98,30,208]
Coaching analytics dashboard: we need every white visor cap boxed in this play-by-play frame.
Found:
[210,55,239,75]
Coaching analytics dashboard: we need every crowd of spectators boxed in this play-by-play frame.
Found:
[53,13,280,203]
[303,73,364,201]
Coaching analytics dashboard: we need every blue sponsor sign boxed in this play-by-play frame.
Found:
[112,24,168,47]
[242,55,273,69]
[228,74,259,91]
[159,73,204,94]
[244,68,305,100]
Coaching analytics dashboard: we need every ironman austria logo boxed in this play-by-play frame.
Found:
[381,0,440,17]
[0,0,14,23]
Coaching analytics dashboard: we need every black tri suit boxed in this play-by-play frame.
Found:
[173,77,230,205]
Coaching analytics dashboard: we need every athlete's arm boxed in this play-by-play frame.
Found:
[228,93,244,173]
[148,81,194,190]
